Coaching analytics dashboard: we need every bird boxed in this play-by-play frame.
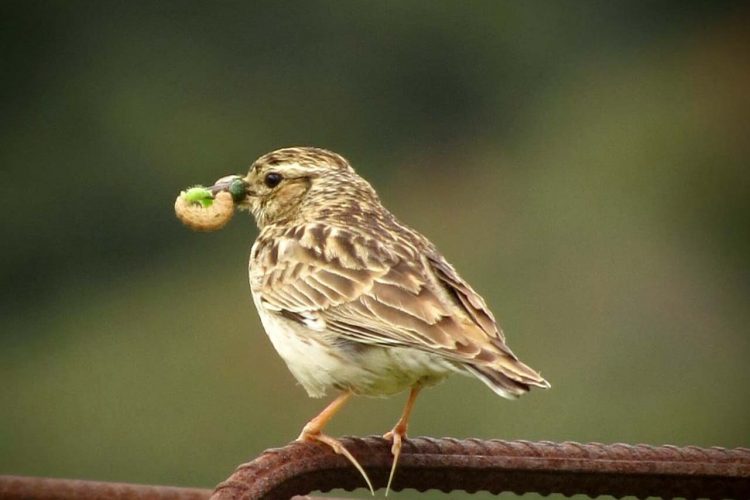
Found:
[207,146,550,494]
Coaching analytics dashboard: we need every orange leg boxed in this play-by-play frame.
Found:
[297,392,374,495]
[383,386,422,496]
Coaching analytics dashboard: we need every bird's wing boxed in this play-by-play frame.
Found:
[251,223,540,381]
[424,252,507,344]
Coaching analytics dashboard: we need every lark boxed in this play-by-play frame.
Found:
[207,147,550,494]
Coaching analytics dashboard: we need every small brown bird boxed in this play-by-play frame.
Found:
[208,147,549,493]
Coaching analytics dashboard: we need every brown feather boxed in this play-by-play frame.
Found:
[244,147,550,397]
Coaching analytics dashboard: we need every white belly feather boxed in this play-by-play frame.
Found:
[252,293,456,398]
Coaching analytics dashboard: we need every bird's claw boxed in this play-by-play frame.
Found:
[383,426,407,496]
[298,431,374,496]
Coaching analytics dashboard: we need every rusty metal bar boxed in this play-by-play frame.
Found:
[212,436,750,499]
[3,438,748,499]
[0,476,211,500]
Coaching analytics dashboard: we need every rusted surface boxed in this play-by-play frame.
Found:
[3,439,748,500]
[211,436,750,500]
[0,476,211,500]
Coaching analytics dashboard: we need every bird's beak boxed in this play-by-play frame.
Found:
[208,175,252,202]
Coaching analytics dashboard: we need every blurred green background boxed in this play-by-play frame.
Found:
[2,1,749,498]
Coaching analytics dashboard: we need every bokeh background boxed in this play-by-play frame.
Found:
[2,1,749,498]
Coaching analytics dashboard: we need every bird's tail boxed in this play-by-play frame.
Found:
[465,354,550,400]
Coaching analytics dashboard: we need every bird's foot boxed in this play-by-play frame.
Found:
[383,424,407,496]
[297,429,374,496]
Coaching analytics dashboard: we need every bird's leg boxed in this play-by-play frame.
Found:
[297,392,374,495]
[383,385,422,496]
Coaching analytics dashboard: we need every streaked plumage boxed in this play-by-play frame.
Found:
[216,146,549,494]
[239,147,549,399]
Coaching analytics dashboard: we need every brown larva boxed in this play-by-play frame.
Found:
[174,191,235,232]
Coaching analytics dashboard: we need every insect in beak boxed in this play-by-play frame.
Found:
[208,175,251,202]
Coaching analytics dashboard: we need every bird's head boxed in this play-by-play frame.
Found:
[209,147,380,229]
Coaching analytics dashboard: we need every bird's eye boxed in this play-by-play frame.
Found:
[264,172,283,188]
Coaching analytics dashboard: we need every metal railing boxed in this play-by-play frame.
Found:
[3,437,749,499]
